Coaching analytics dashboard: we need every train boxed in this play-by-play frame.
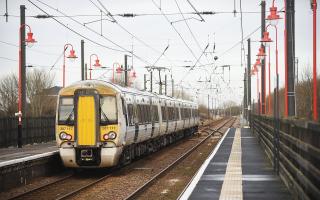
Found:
[56,80,199,168]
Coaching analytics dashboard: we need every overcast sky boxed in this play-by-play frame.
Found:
[0,0,319,107]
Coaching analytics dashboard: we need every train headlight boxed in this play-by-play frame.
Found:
[108,131,117,139]
[59,132,72,140]
[103,131,117,140]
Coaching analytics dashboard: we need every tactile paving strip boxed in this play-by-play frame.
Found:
[219,128,243,200]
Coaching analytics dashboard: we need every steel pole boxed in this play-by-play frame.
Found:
[144,74,147,91]
[284,0,288,116]
[81,40,84,81]
[268,45,271,115]
[207,94,210,119]
[124,55,128,87]
[286,0,296,117]
[247,39,251,124]
[165,75,167,96]
[18,5,26,148]
[261,0,266,114]
[89,56,92,80]
[150,71,153,93]
[312,0,318,121]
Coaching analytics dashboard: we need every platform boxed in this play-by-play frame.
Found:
[179,127,292,200]
[0,141,58,167]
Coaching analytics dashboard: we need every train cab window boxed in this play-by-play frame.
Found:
[100,96,117,124]
[58,97,74,124]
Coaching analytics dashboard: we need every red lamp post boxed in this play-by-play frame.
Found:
[89,54,101,80]
[312,0,318,121]
[251,63,260,114]
[266,2,282,118]
[269,0,289,116]
[254,59,263,114]
[257,47,267,114]
[62,44,77,87]
[261,30,273,115]
[17,24,37,148]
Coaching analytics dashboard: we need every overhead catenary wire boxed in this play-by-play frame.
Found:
[174,0,211,64]
[186,0,205,22]
[2,10,264,19]
[218,25,261,58]
[28,0,125,53]
[30,0,153,66]
[151,0,202,65]
[0,40,60,56]
[93,0,175,66]
[0,56,59,69]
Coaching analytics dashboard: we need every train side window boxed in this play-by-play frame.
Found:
[146,105,151,123]
[140,105,145,124]
[175,107,179,120]
[145,105,149,123]
[127,104,134,126]
[161,106,166,121]
[121,98,128,126]
[137,105,141,124]
[153,105,159,122]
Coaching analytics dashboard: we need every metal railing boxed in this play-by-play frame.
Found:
[0,117,55,148]
[251,114,320,200]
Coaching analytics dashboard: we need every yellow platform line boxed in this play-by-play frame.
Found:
[219,128,243,200]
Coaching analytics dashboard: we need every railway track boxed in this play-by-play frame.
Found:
[7,117,234,200]
[124,117,235,200]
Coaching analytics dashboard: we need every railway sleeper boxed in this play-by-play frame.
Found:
[119,127,198,166]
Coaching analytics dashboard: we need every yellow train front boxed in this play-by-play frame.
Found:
[56,81,124,168]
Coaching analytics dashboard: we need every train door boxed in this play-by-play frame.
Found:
[74,89,99,146]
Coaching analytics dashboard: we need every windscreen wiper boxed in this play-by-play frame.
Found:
[65,109,74,125]
[101,109,110,124]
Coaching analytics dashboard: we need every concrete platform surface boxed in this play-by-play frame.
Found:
[0,141,58,167]
[179,127,292,200]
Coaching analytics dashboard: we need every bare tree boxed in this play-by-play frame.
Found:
[0,74,18,116]
[26,69,55,117]
[296,66,313,120]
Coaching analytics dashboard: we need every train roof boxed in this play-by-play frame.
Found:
[60,80,197,106]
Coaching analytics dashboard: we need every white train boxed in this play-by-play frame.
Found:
[56,80,199,168]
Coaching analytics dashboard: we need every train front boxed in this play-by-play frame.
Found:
[55,81,123,168]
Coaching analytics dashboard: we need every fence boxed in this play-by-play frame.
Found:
[251,114,320,200]
[0,117,55,148]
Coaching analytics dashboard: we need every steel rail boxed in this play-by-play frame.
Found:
[8,118,231,200]
[56,119,230,200]
[124,117,235,200]
[7,173,74,200]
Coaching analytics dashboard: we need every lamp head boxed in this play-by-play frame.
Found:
[25,32,37,48]
[266,6,281,26]
[67,49,77,62]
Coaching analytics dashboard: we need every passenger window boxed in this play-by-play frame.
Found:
[127,104,134,126]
